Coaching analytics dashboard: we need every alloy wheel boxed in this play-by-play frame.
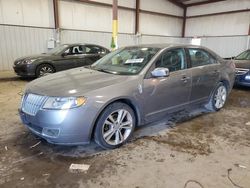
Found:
[102,109,133,146]
[39,66,54,77]
[214,85,227,109]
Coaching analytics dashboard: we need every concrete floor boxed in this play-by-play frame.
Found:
[0,71,250,188]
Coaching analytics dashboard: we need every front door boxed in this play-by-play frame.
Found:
[54,45,84,71]
[143,48,192,122]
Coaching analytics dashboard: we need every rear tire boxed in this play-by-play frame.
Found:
[35,64,55,77]
[205,82,227,111]
[94,102,136,149]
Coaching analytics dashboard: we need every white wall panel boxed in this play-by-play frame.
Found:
[90,0,136,8]
[60,30,189,50]
[187,0,250,16]
[141,35,189,44]
[60,29,137,49]
[0,0,3,23]
[90,0,112,5]
[200,36,249,58]
[59,1,135,34]
[59,1,112,32]
[186,12,250,37]
[0,25,54,70]
[0,0,54,27]
[140,13,183,36]
[140,0,183,16]
[118,9,135,33]
[118,0,136,8]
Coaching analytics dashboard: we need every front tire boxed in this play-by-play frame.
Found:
[94,102,136,149]
[205,82,227,111]
[35,64,55,77]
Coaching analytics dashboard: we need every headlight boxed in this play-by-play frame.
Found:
[245,75,250,80]
[42,97,86,110]
[25,59,36,64]
[16,59,36,65]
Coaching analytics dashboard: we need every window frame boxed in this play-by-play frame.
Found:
[144,47,188,79]
[63,45,86,56]
[85,45,107,55]
[186,48,218,68]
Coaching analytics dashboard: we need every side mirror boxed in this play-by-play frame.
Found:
[151,67,170,78]
[61,52,67,57]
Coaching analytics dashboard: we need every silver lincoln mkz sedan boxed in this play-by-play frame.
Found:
[19,44,235,149]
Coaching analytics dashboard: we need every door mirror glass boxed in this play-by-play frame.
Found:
[151,67,170,78]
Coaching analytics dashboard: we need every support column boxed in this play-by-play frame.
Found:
[53,0,59,29]
[53,0,60,46]
[111,0,118,50]
[135,0,140,34]
[182,7,187,38]
[247,24,250,49]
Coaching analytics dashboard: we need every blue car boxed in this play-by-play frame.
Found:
[233,50,250,87]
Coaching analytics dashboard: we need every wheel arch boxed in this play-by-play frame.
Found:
[90,97,143,139]
[219,79,230,94]
[35,62,56,75]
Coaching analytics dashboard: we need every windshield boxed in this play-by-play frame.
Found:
[47,45,69,55]
[235,50,250,60]
[90,47,160,75]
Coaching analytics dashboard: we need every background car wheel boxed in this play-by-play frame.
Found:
[205,82,227,111]
[94,102,136,149]
[36,64,55,77]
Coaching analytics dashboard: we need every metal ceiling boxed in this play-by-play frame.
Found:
[168,0,228,8]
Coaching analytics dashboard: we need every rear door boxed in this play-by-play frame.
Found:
[187,48,220,102]
[143,48,192,122]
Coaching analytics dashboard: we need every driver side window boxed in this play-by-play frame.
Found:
[64,45,85,55]
[155,48,186,72]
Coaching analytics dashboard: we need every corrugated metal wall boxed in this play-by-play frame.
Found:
[60,30,186,49]
[0,25,54,70]
[0,27,187,71]
[185,0,250,58]
[0,0,185,71]
[200,36,249,58]
[0,0,249,70]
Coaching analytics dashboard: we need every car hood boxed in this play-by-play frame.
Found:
[26,68,129,97]
[15,54,54,62]
[233,60,250,69]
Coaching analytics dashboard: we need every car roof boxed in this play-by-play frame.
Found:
[122,43,222,59]
[123,43,206,49]
[63,43,108,48]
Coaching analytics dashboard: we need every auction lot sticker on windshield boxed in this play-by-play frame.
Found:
[125,58,144,64]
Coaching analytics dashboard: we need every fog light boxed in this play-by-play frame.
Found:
[42,128,60,138]
[245,75,250,80]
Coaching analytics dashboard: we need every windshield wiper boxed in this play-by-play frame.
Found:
[93,68,116,74]
[84,65,92,69]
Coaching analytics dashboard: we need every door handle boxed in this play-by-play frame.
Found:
[212,70,219,74]
[181,76,190,83]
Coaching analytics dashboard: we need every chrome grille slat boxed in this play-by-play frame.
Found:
[22,93,46,116]
[235,68,249,76]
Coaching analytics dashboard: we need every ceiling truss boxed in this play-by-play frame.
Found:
[168,0,227,8]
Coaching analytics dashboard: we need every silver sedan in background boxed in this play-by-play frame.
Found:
[19,44,235,149]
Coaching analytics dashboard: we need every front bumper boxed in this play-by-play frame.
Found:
[19,105,97,145]
[13,64,36,77]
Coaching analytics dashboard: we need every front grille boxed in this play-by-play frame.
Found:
[22,93,47,116]
[235,68,249,75]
